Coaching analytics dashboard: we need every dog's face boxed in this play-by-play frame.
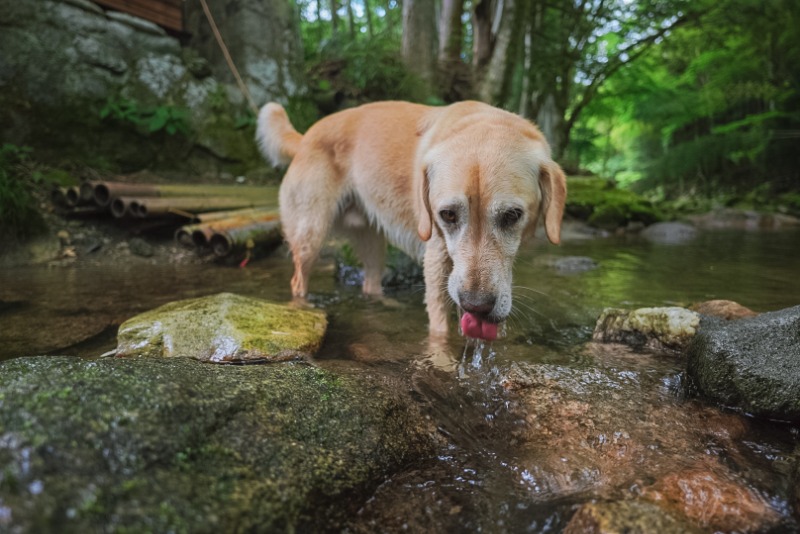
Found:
[417,126,566,327]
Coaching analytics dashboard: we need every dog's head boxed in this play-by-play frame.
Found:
[416,107,566,339]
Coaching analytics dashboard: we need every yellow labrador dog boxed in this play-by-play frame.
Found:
[257,101,566,341]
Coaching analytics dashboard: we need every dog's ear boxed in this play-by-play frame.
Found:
[539,160,567,245]
[417,166,433,241]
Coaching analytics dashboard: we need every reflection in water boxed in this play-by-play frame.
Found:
[1,229,799,530]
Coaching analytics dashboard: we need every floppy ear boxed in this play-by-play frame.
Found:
[417,166,433,241]
[539,160,567,245]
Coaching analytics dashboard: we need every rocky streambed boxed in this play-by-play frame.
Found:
[1,290,799,532]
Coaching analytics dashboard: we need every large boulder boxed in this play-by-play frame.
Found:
[0,356,435,532]
[687,305,800,421]
[116,292,327,363]
[0,0,305,173]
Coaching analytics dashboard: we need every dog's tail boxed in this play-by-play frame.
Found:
[256,103,302,167]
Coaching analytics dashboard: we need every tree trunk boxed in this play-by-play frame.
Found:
[437,0,465,100]
[439,0,464,62]
[536,93,566,158]
[329,0,339,37]
[346,0,356,39]
[402,0,437,84]
[476,0,522,105]
[472,0,496,69]
[385,0,394,33]
[518,20,532,116]
[364,0,374,37]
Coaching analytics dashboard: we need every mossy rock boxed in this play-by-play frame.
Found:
[0,356,434,532]
[592,307,700,351]
[116,292,327,363]
[566,177,663,230]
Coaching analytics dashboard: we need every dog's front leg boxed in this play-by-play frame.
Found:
[423,235,452,336]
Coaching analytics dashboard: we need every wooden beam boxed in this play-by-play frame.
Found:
[95,0,183,32]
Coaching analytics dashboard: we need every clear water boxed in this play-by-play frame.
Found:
[1,228,799,531]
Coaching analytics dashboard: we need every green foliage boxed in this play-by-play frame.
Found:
[571,0,800,199]
[308,35,431,105]
[566,177,663,229]
[100,97,190,136]
[0,144,45,242]
[778,193,800,216]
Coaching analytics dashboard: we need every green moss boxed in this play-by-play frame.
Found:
[116,293,327,362]
[778,192,800,216]
[567,177,663,229]
[0,356,433,532]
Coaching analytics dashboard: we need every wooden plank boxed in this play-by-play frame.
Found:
[95,0,183,32]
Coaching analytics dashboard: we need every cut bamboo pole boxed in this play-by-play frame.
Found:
[210,219,283,257]
[174,208,276,247]
[192,206,276,223]
[110,197,136,218]
[79,181,100,203]
[92,181,278,207]
[51,187,68,206]
[133,196,275,218]
[64,186,82,207]
[174,209,279,248]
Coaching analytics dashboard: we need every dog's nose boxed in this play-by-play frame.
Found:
[459,291,496,315]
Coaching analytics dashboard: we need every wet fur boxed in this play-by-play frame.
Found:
[256,100,567,336]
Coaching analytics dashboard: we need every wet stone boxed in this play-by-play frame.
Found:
[564,500,699,534]
[641,221,697,244]
[0,356,434,532]
[116,292,327,363]
[536,256,599,275]
[641,460,780,532]
[498,353,783,532]
[689,299,758,320]
[127,237,154,257]
[592,306,700,351]
[687,304,800,421]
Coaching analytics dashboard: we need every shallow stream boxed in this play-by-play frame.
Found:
[1,228,799,531]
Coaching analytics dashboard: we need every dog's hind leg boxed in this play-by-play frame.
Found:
[335,206,387,296]
[279,160,343,299]
[352,227,387,296]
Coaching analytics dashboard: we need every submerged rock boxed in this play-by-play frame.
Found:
[687,305,800,421]
[688,209,800,230]
[592,307,700,351]
[538,255,599,274]
[116,292,327,363]
[641,221,697,244]
[498,352,782,532]
[0,356,434,532]
[564,500,698,534]
[642,460,779,532]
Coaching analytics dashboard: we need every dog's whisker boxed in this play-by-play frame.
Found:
[512,285,551,298]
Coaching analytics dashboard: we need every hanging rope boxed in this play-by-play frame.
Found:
[195,0,259,114]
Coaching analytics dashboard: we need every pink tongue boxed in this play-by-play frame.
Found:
[460,312,498,341]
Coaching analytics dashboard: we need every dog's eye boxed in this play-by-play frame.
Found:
[439,210,458,225]
[499,208,523,229]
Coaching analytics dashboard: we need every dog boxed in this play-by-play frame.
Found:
[256,100,566,341]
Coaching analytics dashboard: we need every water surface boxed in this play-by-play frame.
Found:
[1,228,798,531]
